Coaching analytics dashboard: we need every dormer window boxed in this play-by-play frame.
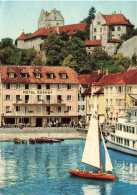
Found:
[60,73,67,79]
[47,73,55,79]
[8,72,15,78]
[21,73,29,78]
[35,73,41,78]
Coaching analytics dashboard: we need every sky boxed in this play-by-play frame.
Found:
[0,1,136,41]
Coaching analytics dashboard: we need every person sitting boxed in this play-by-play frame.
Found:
[75,167,79,171]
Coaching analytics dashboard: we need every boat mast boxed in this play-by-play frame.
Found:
[97,102,101,173]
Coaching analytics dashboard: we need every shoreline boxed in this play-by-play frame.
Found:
[0,127,87,141]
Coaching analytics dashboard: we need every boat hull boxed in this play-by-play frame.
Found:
[69,170,116,181]
[106,139,137,156]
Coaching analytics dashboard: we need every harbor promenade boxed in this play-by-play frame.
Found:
[0,126,87,141]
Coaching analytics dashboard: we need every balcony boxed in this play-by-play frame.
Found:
[13,99,66,105]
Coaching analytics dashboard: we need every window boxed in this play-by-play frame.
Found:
[6,95,10,100]
[8,72,15,78]
[16,95,21,102]
[118,26,121,31]
[46,84,50,89]
[47,73,55,79]
[118,86,123,93]
[37,106,41,113]
[25,84,29,89]
[16,106,20,112]
[67,84,71,90]
[94,36,96,40]
[57,95,63,103]
[25,95,29,103]
[110,99,113,105]
[110,87,113,93]
[67,95,72,101]
[112,26,115,31]
[60,73,67,79]
[127,86,132,93]
[94,28,96,32]
[98,22,100,25]
[6,84,10,89]
[106,99,108,105]
[35,73,41,78]
[58,106,61,113]
[46,95,50,103]
[38,95,42,102]
[100,27,102,32]
[6,106,10,113]
[21,73,28,78]
[58,84,62,90]
[82,105,85,110]
[16,84,20,89]
[37,84,41,89]
[67,106,72,111]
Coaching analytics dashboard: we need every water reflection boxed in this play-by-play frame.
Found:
[0,140,136,194]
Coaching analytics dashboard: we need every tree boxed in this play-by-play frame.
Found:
[65,37,88,73]
[62,54,78,72]
[42,33,67,66]
[131,53,136,65]
[31,56,44,66]
[72,30,86,41]
[81,7,96,39]
[60,31,69,41]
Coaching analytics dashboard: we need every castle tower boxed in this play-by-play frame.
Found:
[38,9,64,29]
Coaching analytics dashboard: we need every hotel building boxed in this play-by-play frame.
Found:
[0,66,79,127]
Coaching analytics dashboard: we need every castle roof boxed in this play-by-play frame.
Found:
[84,40,102,46]
[102,14,134,26]
[18,23,87,40]
[18,32,27,40]
[0,66,79,84]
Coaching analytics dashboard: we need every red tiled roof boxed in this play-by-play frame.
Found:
[78,71,103,85]
[78,75,91,84]
[102,14,133,26]
[108,39,120,43]
[59,23,87,35]
[18,23,87,40]
[84,40,101,46]
[93,69,137,86]
[93,87,104,94]
[18,32,27,40]
[0,66,79,84]
[82,85,91,95]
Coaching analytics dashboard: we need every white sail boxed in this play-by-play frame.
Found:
[81,99,100,169]
[101,131,113,172]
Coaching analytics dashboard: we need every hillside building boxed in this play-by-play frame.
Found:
[17,23,87,51]
[85,12,134,55]
[38,9,64,29]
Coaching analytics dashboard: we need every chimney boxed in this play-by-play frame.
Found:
[105,69,109,75]
[57,27,59,34]
[98,70,101,74]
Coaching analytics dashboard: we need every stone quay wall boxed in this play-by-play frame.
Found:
[0,127,87,141]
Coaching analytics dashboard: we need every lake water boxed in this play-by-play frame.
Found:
[0,140,137,195]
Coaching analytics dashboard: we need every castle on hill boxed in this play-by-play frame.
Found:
[17,9,135,57]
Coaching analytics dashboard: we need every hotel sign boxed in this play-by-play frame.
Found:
[22,90,54,95]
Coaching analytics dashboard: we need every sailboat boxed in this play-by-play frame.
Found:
[69,99,116,181]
